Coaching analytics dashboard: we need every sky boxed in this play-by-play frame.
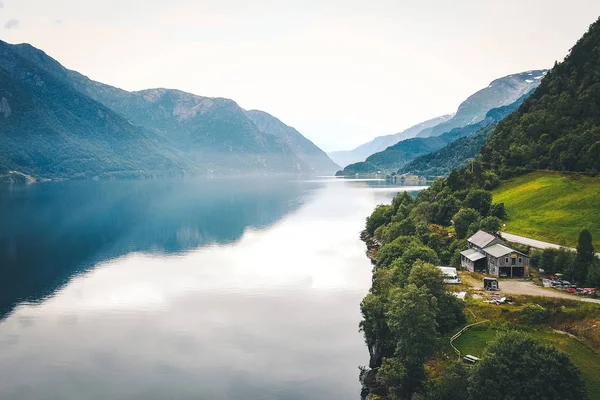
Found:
[1,0,599,151]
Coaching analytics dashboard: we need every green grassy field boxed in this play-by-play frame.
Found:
[454,325,600,399]
[492,172,600,248]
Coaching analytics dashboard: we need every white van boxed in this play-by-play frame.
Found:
[438,267,461,284]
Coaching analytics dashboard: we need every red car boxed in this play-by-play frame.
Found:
[566,287,577,293]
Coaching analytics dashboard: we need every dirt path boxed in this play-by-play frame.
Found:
[495,280,600,304]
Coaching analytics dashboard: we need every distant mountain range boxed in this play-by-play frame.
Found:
[398,95,534,177]
[337,91,536,176]
[329,70,546,170]
[0,41,338,181]
[328,115,452,168]
[334,70,546,176]
[415,70,547,138]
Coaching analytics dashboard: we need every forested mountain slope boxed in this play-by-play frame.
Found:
[0,41,192,180]
[398,93,534,177]
[337,93,532,176]
[0,41,324,178]
[480,18,600,177]
[328,115,451,168]
[416,70,546,138]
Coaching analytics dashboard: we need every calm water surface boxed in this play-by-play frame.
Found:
[0,178,425,400]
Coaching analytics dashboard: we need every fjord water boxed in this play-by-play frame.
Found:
[0,178,423,400]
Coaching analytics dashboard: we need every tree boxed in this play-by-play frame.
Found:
[378,357,407,400]
[383,219,416,244]
[392,191,415,213]
[360,293,395,369]
[407,261,445,295]
[469,331,586,400]
[489,202,506,219]
[376,236,422,269]
[452,208,480,239]
[587,259,600,288]
[426,361,470,400]
[574,229,595,283]
[406,261,465,333]
[478,216,501,233]
[385,285,439,400]
[397,246,440,284]
[434,196,461,226]
[463,189,493,216]
[367,204,394,235]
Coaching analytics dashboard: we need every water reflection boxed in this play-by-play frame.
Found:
[0,178,424,400]
[0,179,315,318]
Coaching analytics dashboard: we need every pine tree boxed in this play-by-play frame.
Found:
[574,229,595,284]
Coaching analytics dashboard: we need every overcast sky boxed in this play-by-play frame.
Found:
[2,0,599,151]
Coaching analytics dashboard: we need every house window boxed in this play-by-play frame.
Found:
[505,257,509,263]
[519,257,522,263]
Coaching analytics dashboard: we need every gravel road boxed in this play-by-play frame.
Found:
[497,280,600,304]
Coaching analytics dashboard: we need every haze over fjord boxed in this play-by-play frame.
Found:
[1,0,600,150]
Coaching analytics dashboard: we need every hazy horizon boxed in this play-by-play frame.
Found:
[2,0,599,151]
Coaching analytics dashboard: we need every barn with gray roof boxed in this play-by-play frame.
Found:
[460,230,529,277]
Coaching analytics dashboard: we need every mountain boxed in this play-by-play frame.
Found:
[329,70,546,170]
[328,115,452,168]
[399,124,495,178]
[0,41,194,180]
[479,18,600,177]
[0,41,319,179]
[244,110,339,173]
[337,92,535,176]
[415,70,547,138]
[398,92,535,177]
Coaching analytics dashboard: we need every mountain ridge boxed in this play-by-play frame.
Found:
[328,115,452,168]
[415,70,547,138]
[337,91,535,176]
[244,109,340,173]
[0,40,339,179]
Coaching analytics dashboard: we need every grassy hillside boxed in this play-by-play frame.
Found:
[454,325,600,400]
[493,172,600,248]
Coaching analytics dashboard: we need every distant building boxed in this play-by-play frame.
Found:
[460,230,529,277]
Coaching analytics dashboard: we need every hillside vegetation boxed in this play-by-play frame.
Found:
[416,70,546,138]
[338,93,531,176]
[493,172,600,248]
[358,17,600,400]
[480,19,600,177]
[328,115,451,168]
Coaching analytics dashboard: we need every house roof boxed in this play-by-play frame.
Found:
[461,249,487,262]
[483,244,519,258]
[467,230,498,248]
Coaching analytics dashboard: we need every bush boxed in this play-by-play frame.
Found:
[520,303,548,324]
